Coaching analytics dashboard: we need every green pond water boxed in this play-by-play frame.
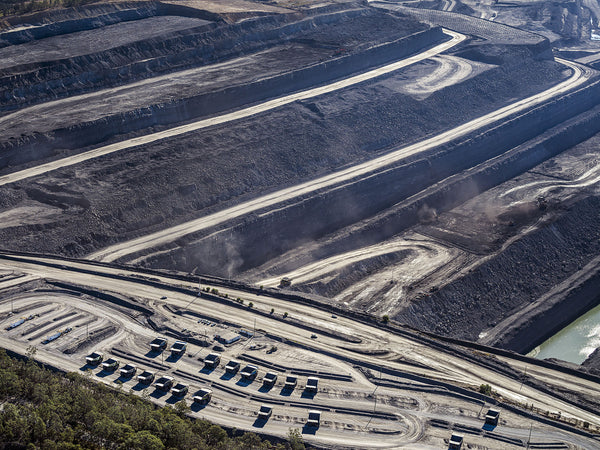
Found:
[527,303,600,364]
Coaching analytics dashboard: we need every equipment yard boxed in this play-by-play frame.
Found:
[0,253,599,448]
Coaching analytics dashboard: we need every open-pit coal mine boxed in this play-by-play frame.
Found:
[1,0,600,447]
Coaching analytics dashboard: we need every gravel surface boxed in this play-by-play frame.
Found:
[0,16,212,68]
[0,52,565,257]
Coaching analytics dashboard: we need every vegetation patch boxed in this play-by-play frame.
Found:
[0,349,302,449]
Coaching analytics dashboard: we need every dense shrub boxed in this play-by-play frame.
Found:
[0,349,300,449]
[479,383,493,396]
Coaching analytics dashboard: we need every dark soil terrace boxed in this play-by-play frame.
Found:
[0,5,425,112]
[0,0,597,361]
[0,16,213,68]
[394,194,600,342]
[0,51,566,257]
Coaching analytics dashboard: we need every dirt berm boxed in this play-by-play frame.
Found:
[0,27,441,169]
[396,194,600,349]
[138,71,600,276]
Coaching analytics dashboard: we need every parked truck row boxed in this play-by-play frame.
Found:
[84,338,324,429]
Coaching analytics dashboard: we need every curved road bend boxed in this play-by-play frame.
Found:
[89,57,593,262]
[0,29,465,189]
[0,253,599,445]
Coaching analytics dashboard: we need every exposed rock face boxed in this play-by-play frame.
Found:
[0,6,426,112]
[582,347,600,375]
[1,0,598,354]
[395,195,600,344]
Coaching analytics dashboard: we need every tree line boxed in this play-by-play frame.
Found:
[0,349,305,449]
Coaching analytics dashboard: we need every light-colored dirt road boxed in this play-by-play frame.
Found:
[257,235,457,292]
[401,55,478,98]
[0,29,464,189]
[1,252,599,443]
[88,57,592,263]
[501,161,600,199]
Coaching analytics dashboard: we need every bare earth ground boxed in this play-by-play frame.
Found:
[0,1,598,445]
[0,260,598,447]
[0,0,599,386]
[0,55,566,254]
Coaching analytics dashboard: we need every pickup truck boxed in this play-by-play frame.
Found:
[307,410,321,428]
[284,375,297,390]
[170,341,187,356]
[305,376,319,392]
[263,372,277,387]
[485,409,500,426]
[171,383,188,397]
[101,358,119,372]
[149,337,168,352]
[224,360,240,374]
[137,370,155,384]
[204,353,221,369]
[240,364,258,380]
[120,364,136,378]
[258,405,272,421]
[449,433,463,450]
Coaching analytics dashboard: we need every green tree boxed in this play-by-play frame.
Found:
[120,430,164,450]
[26,345,37,359]
[0,349,273,449]
[28,411,47,443]
[287,428,305,450]
[237,432,264,448]
[174,400,190,416]
[92,418,133,446]
[205,424,227,446]
[479,383,493,396]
